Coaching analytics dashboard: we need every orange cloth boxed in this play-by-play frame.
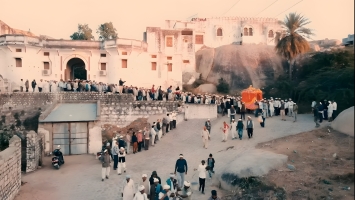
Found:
[241,85,263,110]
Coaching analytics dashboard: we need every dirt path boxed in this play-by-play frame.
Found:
[15,113,328,200]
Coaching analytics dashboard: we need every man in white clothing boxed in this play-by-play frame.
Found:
[117,147,126,175]
[332,100,337,120]
[230,119,237,140]
[201,126,210,149]
[150,125,156,146]
[194,160,207,194]
[288,100,294,117]
[123,175,135,200]
[133,185,148,200]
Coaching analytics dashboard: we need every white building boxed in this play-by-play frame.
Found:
[342,34,354,46]
[145,17,282,73]
[0,17,282,91]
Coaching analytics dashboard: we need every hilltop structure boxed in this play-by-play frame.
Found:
[0,17,282,92]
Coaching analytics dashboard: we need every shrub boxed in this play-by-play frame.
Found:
[217,78,230,94]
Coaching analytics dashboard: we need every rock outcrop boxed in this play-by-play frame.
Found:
[331,106,354,137]
[195,44,287,92]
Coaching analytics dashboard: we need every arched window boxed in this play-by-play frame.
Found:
[217,28,223,36]
[243,28,249,36]
[249,28,253,36]
[268,30,274,38]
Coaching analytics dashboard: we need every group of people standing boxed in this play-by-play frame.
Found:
[312,100,338,127]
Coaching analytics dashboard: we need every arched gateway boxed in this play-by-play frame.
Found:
[65,58,87,80]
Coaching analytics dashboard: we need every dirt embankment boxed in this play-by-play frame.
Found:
[255,128,354,200]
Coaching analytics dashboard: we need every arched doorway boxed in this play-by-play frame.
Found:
[65,58,87,80]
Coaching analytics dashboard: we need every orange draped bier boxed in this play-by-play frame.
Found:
[241,85,263,110]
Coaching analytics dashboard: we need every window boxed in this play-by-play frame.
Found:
[122,52,127,55]
[16,49,22,52]
[181,30,193,35]
[243,28,249,36]
[183,60,189,63]
[217,28,223,36]
[151,55,157,58]
[44,52,50,56]
[15,58,22,67]
[249,28,253,36]
[100,53,106,57]
[151,62,157,70]
[167,56,172,60]
[166,37,173,47]
[268,30,274,38]
[43,62,50,70]
[167,63,172,72]
[122,59,127,68]
[100,63,106,70]
[195,35,204,44]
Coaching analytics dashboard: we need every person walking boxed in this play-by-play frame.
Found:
[236,119,244,140]
[117,147,126,175]
[230,119,237,140]
[194,160,207,194]
[221,121,229,142]
[293,103,298,122]
[246,116,254,139]
[207,154,215,178]
[150,125,156,147]
[201,126,210,149]
[205,119,212,134]
[240,102,246,120]
[122,175,135,200]
[157,119,162,140]
[137,130,143,152]
[133,185,148,200]
[111,141,119,170]
[124,134,131,154]
[143,127,150,150]
[230,105,236,123]
[313,105,320,128]
[132,132,138,154]
[100,149,111,181]
[139,174,150,199]
[280,100,286,121]
[208,190,221,200]
[174,154,188,189]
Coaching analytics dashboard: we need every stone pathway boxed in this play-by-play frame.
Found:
[15,113,329,200]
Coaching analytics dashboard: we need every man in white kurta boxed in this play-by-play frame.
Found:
[201,127,210,149]
[123,175,135,200]
[133,185,148,200]
[139,174,150,197]
[230,119,237,140]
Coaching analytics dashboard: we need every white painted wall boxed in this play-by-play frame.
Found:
[184,104,217,120]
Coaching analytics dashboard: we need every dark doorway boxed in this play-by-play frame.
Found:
[66,58,87,80]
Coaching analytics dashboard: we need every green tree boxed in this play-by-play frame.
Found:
[275,12,314,80]
[217,78,230,94]
[97,22,118,41]
[70,24,94,40]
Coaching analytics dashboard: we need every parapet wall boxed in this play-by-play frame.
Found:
[184,104,217,120]
[0,136,22,200]
[0,92,135,109]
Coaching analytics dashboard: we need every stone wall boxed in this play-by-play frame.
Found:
[184,104,217,120]
[0,92,135,109]
[25,131,43,173]
[0,136,22,200]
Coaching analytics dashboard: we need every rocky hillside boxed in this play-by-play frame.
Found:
[194,44,287,92]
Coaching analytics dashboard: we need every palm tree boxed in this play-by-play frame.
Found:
[275,12,314,80]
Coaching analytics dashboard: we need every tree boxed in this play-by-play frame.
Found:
[97,22,118,41]
[70,24,94,40]
[217,78,230,94]
[275,12,314,80]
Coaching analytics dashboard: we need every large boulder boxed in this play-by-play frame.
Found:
[211,149,288,191]
[194,84,217,94]
[195,44,286,91]
[331,106,354,136]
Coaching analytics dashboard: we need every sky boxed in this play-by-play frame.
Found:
[0,0,353,41]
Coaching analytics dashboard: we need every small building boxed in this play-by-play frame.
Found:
[38,101,102,155]
[342,34,354,46]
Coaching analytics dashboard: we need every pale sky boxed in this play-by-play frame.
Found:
[0,0,353,41]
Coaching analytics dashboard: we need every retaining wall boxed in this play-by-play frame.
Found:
[0,136,22,200]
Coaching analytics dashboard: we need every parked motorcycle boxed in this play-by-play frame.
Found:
[52,145,64,169]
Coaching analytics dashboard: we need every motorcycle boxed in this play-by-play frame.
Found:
[52,148,64,169]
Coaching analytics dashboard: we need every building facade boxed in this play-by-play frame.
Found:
[0,17,282,92]
[145,17,282,73]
